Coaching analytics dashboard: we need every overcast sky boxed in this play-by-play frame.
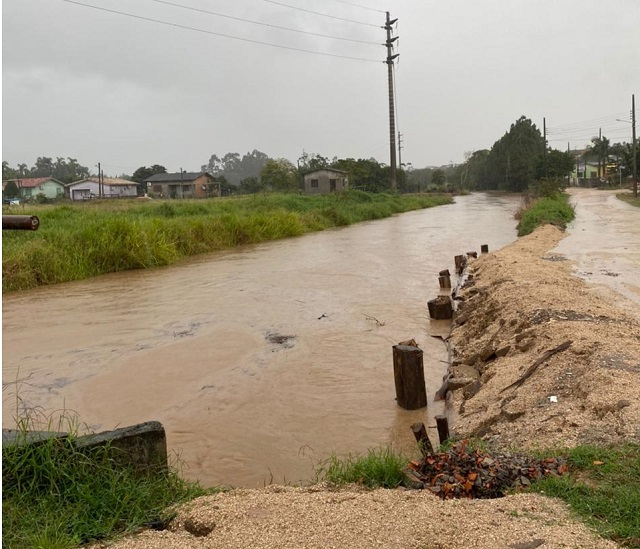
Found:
[2,0,639,176]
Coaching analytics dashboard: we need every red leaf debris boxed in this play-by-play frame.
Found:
[408,441,567,499]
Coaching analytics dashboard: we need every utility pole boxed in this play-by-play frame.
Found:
[543,117,548,178]
[385,12,399,192]
[632,93,637,198]
[398,131,403,170]
[97,162,102,198]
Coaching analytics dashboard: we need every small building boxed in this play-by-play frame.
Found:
[66,177,138,200]
[302,169,348,194]
[144,172,220,199]
[2,177,65,200]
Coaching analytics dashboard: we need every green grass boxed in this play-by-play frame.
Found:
[315,446,409,488]
[2,409,212,549]
[2,191,453,293]
[617,192,640,208]
[526,443,640,546]
[516,192,575,236]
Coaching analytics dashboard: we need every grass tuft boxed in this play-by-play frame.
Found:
[526,443,640,545]
[516,192,575,236]
[315,446,409,489]
[2,408,211,549]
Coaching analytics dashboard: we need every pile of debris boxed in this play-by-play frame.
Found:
[406,441,567,499]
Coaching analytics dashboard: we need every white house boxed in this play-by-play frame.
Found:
[66,177,138,200]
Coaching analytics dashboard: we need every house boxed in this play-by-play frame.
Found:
[66,177,138,200]
[2,177,65,200]
[302,169,349,194]
[144,172,220,199]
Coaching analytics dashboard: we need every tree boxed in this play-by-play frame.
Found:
[201,150,270,186]
[131,165,167,195]
[3,161,18,180]
[260,158,298,192]
[587,136,610,179]
[3,180,20,198]
[238,176,264,194]
[432,169,446,186]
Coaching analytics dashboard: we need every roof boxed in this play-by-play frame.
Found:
[67,177,133,187]
[144,172,212,183]
[302,168,348,176]
[2,177,63,188]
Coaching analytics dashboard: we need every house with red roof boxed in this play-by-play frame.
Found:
[2,177,65,200]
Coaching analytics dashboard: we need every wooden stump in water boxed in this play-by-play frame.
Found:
[411,421,435,455]
[435,415,450,445]
[454,254,466,275]
[467,251,478,259]
[428,296,453,320]
[481,244,489,254]
[392,345,427,410]
[438,274,452,289]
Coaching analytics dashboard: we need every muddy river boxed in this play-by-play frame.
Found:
[3,193,523,487]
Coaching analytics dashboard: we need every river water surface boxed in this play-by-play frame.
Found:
[2,193,521,487]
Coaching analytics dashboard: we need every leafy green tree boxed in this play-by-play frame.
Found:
[260,158,298,192]
[3,180,20,198]
[2,161,18,180]
[202,150,270,186]
[132,165,167,195]
[535,149,575,179]
[238,176,264,194]
[432,169,446,186]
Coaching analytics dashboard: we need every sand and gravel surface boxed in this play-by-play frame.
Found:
[97,219,639,549]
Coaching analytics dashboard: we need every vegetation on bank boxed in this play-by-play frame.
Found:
[315,446,409,489]
[2,191,453,293]
[317,442,640,546]
[617,192,640,208]
[528,443,640,545]
[516,192,575,236]
[2,411,211,549]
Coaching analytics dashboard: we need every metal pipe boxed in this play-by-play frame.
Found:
[2,215,40,231]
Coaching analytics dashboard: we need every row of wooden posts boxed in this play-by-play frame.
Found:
[392,244,489,447]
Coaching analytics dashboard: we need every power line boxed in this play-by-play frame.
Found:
[329,0,386,13]
[146,0,381,45]
[60,0,381,62]
[263,0,381,27]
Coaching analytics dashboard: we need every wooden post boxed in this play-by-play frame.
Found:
[454,254,466,275]
[392,345,427,410]
[428,296,453,319]
[481,244,489,254]
[438,275,451,289]
[411,422,434,455]
[435,415,450,445]
[466,251,478,259]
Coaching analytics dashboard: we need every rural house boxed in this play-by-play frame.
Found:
[66,177,138,200]
[302,169,348,194]
[2,177,65,200]
[144,172,220,199]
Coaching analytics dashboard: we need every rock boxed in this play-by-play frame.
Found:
[509,540,545,549]
[447,377,475,391]
[451,364,480,380]
[516,340,534,352]
[617,399,632,410]
[463,380,483,399]
[495,345,511,357]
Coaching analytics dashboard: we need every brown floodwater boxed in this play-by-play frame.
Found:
[554,188,640,318]
[2,193,521,487]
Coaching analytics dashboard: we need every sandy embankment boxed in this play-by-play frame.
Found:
[99,225,639,549]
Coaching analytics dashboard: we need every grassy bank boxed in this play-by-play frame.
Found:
[516,193,575,236]
[617,192,640,208]
[2,191,452,293]
[528,443,640,545]
[2,416,211,548]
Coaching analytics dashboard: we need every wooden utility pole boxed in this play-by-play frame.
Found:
[97,162,102,198]
[385,12,399,192]
[543,117,548,178]
[632,94,637,198]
